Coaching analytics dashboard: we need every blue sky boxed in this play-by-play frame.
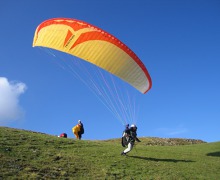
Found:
[1,0,220,142]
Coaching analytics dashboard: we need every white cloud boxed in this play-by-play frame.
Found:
[0,77,27,124]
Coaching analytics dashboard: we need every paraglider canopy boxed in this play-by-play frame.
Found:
[33,18,152,94]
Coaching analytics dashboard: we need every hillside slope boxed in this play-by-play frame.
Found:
[1,127,220,179]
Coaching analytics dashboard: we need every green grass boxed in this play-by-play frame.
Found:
[1,127,220,179]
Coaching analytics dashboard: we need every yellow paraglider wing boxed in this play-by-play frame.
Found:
[33,18,152,93]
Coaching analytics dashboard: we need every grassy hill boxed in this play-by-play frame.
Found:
[1,127,220,179]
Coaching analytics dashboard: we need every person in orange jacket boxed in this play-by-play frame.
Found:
[72,123,81,139]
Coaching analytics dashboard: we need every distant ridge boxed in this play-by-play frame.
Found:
[2,126,206,146]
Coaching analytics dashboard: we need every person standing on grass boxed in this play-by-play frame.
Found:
[72,121,82,139]
[121,124,141,155]
[77,120,84,140]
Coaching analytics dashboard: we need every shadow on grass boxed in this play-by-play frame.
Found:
[207,151,220,157]
[128,156,195,163]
